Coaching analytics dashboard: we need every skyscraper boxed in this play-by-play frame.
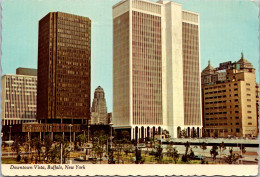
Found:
[113,0,202,139]
[201,54,258,137]
[37,12,91,130]
[91,86,109,124]
[1,68,37,126]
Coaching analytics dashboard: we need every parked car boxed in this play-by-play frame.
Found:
[193,155,204,160]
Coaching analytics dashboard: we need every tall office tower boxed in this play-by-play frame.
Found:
[91,86,108,124]
[113,0,202,139]
[1,68,37,126]
[201,53,258,137]
[37,12,91,127]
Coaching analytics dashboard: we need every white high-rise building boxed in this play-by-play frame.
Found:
[113,0,202,139]
[1,68,37,125]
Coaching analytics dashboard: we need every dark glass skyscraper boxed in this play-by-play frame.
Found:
[37,12,91,125]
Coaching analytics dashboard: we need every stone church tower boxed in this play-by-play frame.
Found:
[91,86,108,124]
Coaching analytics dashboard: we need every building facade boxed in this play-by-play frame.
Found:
[113,0,202,139]
[201,53,258,137]
[1,68,37,125]
[30,12,91,138]
[37,12,91,125]
[91,86,109,124]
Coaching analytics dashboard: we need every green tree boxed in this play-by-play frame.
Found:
[200,142,207,158]
[93,130,108,163]
[181,141,191,163]
[155,144,163,163]
[210,145,219,163]
[166,143,179,164]
[11,137,22,162]
[189,148,195,159]
[121,131,130,141]
[43,136,52,162]
[135,147,144,164]
[53,134,70,164]
[224,148,240,164]
[219,141,226,164]
[31,137,43,163]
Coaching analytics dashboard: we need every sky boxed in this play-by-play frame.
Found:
[1,0,259,112]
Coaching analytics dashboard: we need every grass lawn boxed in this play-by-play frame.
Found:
[1,157,25,164]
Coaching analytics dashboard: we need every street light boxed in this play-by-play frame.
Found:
[69,124,73,143]
[109,122,113,149]
[9,126,12,141]
[87,125,90,142]
[82,130,86,143]
[29,125,32,159]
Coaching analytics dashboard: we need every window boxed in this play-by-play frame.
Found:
[248,122,252,125]
[234,94,238,96]
[248,116,252,119]
[247,99,251,102]
[247,111,252,113]
[236,128,240,133]
[235,111,239,113]
[246,83,250,86]
[235,105,239,108]
[247,105,251,108]
[236,123,239,125]
[235,116,239,119]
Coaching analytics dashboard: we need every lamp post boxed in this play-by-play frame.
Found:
[87,125,90,142]
[29,125,32,159]
[82,130,86,143]
[69,124,73,143]
[109,123,113,149]
[9,126,12,141]
[8,126,12,157]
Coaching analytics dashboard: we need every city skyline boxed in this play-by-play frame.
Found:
[2,0,259,112]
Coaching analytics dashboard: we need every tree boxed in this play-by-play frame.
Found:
[12,137,22,162]
[77,134,87,146]
[155,144,163,163]
[218,141,226,164]
[189,148,195,159]
[166,142,179,163]
[43,136,52,162]
[53,134,70,164]
[181,141,191,163]
[210,145,219,163]
[31,137,43,163]
[224,149,240,164]
[162,130,171,138]
[135,147,144,164]
[93,130,108,163]
[121,131,130,141]
[200,142,207,159]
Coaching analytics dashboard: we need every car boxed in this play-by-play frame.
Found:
[74,157,86,161]
[193,155,204,160]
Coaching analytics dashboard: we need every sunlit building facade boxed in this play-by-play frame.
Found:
[201,54,258,137]
[1,68,37,125]
[113,0,202,139]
